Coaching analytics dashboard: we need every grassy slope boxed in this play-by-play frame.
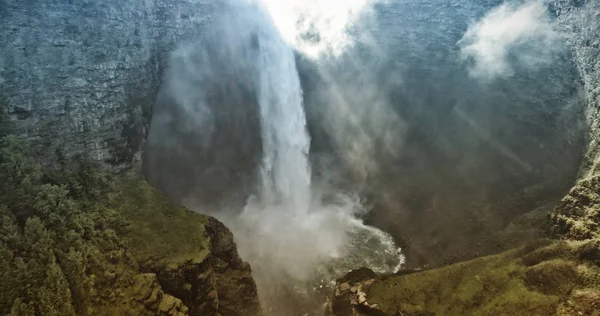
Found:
[365,240,600,316]
[94,179,213,316]
[114,179,210,266]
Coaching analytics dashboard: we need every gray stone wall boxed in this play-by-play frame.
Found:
[553,0,600,179]
[0,0,215,168]
[550,0,600,239]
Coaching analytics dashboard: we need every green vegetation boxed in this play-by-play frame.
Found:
[0,135,127,315]
[362,240,600,316]
[115,180,210,267]
[0,135,218,315]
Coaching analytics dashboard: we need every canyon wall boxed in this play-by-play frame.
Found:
[550,0,600,240]
[0,0,216,168]
[299,0,586,267]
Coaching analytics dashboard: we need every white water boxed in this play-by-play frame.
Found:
[255,12,312,212]
[234,4,357,281]
[230,1,404,284]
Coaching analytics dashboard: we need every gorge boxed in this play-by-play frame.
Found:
[1,0,600,315]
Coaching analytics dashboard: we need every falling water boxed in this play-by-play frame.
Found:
[255,15,312,212]
[234,0,403,286]
[235,5,357,281]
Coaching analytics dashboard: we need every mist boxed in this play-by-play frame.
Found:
[145,0,403,314]
[293,0,584,268]
[459,0,563,80]
[261,0,386,58]
[144,0,586,314]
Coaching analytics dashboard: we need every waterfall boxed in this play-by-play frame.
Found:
[233,2,404,284]
[236,6,355,281]
[255,16,312,212]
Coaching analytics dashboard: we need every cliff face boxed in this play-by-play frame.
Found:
[0,0,215,168]
[0,2,266,315]
[1,0,590,271]
[299,0,586,268]
[551,0,600,240]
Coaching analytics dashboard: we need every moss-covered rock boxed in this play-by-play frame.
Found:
[551,176,600,240]
[114,180,263,316]
[328,240,600,316]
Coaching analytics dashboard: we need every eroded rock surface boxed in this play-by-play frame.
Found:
[0,0,215,168]
[551,0,600,241]
[132,273,189,316]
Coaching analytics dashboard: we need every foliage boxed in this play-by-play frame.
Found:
[0,135,129,315]
[0,133,222,316]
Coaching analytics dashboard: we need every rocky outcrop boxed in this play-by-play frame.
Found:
[551,177,600,239]
[137,218,263,316]
[325,268,383,316]
[550,1,600,239]
[115,180,263,316]
[132,273,189,316]
[0,0,216,168]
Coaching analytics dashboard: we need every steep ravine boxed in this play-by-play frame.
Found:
[1,0,600,315]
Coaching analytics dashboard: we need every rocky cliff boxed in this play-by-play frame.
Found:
[299,0,586,268]
[0,0,591,270]
[0,0,216,168]
[118,181,263,316]
[551,0,600,240]
[3,0,600,314]
[1,3,265,315]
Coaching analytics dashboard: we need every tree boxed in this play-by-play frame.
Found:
[9,298,35,316]
[36,258,77,316]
